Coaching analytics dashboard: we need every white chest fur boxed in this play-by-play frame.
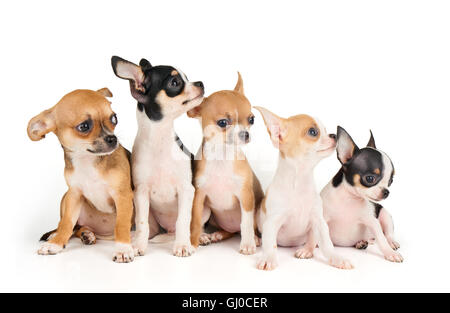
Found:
[67,155,114,214]
[132,115,192,208]
[198,159,243,211]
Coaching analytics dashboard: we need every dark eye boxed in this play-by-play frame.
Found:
[217,119,229,128]
[169,76,181,88]
[76,120,91,133]
[308,127,318,137]
[248,116,255,125]
[110,114,118,125]
[365,175,376,184]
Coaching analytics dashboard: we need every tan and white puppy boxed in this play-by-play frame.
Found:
[189,73,264,255]
[28,88,135,263]
[111,56,204,257]
[255,107,353,270]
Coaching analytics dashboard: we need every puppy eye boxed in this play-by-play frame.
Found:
[248,116,255,125]
[76,120,91,133]
[110,114,118,125]
[308,128,318,137]
[365,175,376,184]
[217,119,229,128]
[169,76,181,88]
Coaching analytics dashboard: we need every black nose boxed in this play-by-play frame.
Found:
[382,189,390,199]
[239,131,250,143]
[194,81,204,90]
[104,135,117,147]
[329,134,336,139]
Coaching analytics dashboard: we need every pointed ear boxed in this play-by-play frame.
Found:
[27,107,56,141]
[139,58,152,71]
[234,72,244,95]
[187,105,202,118]
[367,130,376,148]
[336,126,359,164]
[111,56,147,101]
[97,87,113,98]
[255,106,286,148]
[187,97,206,118]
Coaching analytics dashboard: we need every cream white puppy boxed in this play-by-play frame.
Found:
[255,107,353,270]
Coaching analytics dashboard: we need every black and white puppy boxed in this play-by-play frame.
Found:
[320,126,403,263]
[111,56,204,257]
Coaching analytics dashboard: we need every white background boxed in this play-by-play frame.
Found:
[1,0,449,292]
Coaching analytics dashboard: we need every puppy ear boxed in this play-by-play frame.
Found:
[187,104,202,118]
[255,106,286,148]
[234,72,244,95]
[27,107,56,141]
[367,130,376,148]
[111,56,147,101]
[336,126,359,164]
[139,58,152,71]
[97,87,113,98]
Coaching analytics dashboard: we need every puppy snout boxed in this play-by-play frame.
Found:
[239,131,250,143]
[104,135,117,147]
[382,188,390,199]
[194,81,204,91]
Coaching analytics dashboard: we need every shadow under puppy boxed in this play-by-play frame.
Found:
[111,56,204,257]
[189,73,264,255]
[321,126,403,263]
[255,107,353,270]
[28,88,135,263]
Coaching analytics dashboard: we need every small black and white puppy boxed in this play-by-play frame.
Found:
[320,126,403,263]
[111,56,204,257]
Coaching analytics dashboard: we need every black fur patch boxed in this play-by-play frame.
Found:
[372,202,383,218]
[332,168,344,187]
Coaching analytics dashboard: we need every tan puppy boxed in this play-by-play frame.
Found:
[27,88,135,263]
[255,107,353,270]
[189,73,264,255]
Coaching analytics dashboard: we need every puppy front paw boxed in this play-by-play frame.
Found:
[295,247,314,259]
[113,243,135,263]
[385,251,403,263]
[257,254,278,271]
[240,240,257,255]
[133,238,148,257]
[173,243,195,257]
[38,242,63,255]
[329,255,354,270]
[199,233,212,246]
[387,238,400,250]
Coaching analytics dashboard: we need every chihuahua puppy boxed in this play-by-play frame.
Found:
[111,56,204,257]
[321,127,403,263]
[255,107,353,270]
[28,88,135,263]
[189,73,264,254]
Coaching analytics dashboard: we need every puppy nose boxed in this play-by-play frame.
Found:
[329,134,336,139]
[382,189,390,199]
[104,135,117,147]
[194,81,204,90]
[239,131,250,143]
